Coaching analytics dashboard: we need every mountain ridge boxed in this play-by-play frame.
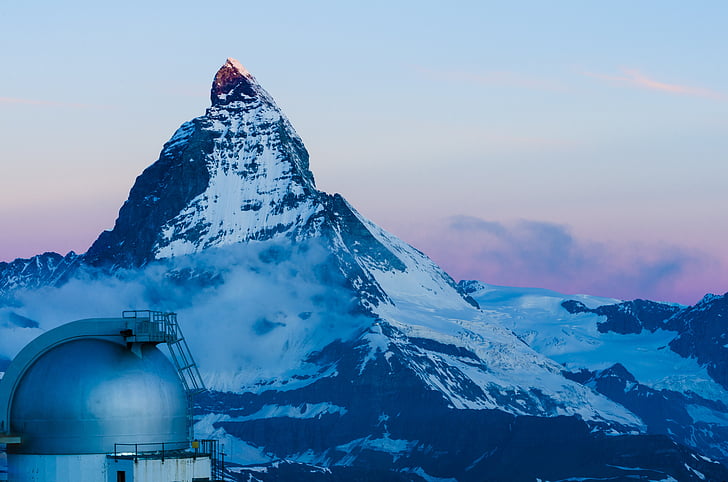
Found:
[1,59,727,481]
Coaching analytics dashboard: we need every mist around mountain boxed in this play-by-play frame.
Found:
[1,59,727,481]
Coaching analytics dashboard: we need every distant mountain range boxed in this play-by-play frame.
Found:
[1,58,727,481]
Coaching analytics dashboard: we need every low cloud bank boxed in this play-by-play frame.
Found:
[414,215,724,305]
[0,239,371,390]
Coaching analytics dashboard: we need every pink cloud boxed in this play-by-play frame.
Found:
[400,216,727,305]
[584,68,725,100]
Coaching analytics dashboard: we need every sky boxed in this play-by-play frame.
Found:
[0,1,726,304]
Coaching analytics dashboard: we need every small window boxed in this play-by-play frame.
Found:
[116,471,126,482]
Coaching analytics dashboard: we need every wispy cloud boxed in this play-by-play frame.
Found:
[584,68,725,100]
[0,97,110,109]
[1,240,369,389]
[409,216,724,304]
[414,65,566,91]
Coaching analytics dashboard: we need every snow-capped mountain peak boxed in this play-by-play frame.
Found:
[84,58,319,267]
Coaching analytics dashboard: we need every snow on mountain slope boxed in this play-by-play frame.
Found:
[155,60,320,259]
[84,58,322,268]
[461,280,728,462]
[461,281,724,399]
[0,251,80,300]
[373,301,641,426]
[349,204,478,312]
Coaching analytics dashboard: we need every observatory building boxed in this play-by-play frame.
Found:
[0,311,221,482]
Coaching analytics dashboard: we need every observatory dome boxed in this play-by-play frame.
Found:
[9,338,189,454]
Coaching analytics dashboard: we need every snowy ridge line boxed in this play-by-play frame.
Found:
[373,306,644,428]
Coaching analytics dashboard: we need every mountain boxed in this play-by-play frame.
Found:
[1,58,727,481]
[85,59,319,268]
[0,251,80,303]
[461,281,728,466]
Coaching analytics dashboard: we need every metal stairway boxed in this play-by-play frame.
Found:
[122,310,206,395]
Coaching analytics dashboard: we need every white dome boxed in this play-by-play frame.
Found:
[9,338,189,454]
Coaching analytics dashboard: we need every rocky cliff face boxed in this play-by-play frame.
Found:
[0,251,80,301]
[669,293,728,389]
[85,58,321,268]
[561,298,682,334]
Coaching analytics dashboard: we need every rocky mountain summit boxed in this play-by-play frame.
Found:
[85,57,320,268]
[1,59,727,481]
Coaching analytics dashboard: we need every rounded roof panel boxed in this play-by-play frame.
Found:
[9,338,188,454]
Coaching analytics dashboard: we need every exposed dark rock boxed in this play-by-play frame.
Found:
[197,332,728,481]
[669,293,728,390]
[564,363,728,462]
[561,298,681,334]
[211,58,258,104]
[0,251,81,301]
[84,119,212,268]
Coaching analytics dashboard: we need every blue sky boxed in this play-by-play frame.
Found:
[1,1,726,303]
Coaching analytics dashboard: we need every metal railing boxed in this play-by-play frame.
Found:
[112,441,189,462]
[111,439,223,478]
[197,439,224,480]
[121,311,205,395]
[122,310,175,342]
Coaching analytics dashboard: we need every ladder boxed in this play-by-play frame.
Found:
[122,310,206,395]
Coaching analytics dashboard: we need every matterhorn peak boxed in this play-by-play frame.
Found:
[84,57,319,267]
[211,57,258,105]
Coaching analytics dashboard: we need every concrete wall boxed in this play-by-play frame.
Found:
[7,454,107,482]
[107,458,133,482]
[134,457,211,482]
[7,454,211,482]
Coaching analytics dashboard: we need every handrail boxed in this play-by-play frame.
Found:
[112,441,191,462]
[120,311,205,394]
[111,439,220,471]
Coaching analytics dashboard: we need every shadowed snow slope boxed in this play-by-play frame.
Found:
[461,280,728,464]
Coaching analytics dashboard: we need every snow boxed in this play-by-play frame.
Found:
[288,449,332,467]
[224,403,347,422]
[467,284,728,402]
[468,282,620,309]
[358,324,390,374]
[374,289,642,427]
[685,463,706,480]
[367,275,636,421]
[552,470,676,482]
[687,404,728,426]
[352,206,475,313]
[194,413,273,465]
[335,435,418,463]
[163,120,196,150]
[154,73,319,259]
[400,467,458,482]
